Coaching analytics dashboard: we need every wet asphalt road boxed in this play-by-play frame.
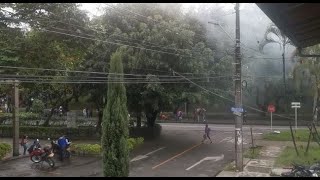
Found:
[0,123,279,177]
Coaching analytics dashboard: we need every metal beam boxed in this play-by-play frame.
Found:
[292,24,320,36]
[256,3,301,47]
[285,15,320,31]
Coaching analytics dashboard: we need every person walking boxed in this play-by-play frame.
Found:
[20,135,28,155]
[201,124,212,143]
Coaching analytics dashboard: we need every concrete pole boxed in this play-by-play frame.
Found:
[12,80,19,157]
[234,3,243,171]
[271,112,273,132]
[295,108,297,130]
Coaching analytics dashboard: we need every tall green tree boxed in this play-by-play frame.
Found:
[101,47,129,177]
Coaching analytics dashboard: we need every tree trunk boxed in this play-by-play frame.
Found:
[43,96,73,127]
[146,110,158,127]
[313,89,318,123]
[43,108,54,127]
[136,112,141,128]
[96,109,103,132]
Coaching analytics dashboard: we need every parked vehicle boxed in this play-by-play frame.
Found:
[29,146,55,167]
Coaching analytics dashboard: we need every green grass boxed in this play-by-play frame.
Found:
[262,129,313,142]
[244,146,263,159]
[275,146,320,167]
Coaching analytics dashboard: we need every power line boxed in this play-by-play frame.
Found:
[0,65,235,79]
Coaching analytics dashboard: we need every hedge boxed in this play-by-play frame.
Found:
[0,125,98,140]
[0,112,40,122]
[0,124,162,140]
[70,137,144,156]
[0,143,11,160]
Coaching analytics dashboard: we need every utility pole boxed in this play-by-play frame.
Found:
[12,80,19,157]
[234,3,243,171]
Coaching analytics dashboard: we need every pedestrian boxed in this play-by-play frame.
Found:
[59,106,63,117]
[173,107,178,121]
[201,124,212,143]
[83,108,87,118]
[4,103,8,113]
[177,110,183,120]
[201,108,206,122]
[196,107,201,122]
[243,109,247,123]
[20,135,28,155]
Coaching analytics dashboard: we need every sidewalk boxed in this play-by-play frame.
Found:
[1,138,29,161]
[216,140,287,177]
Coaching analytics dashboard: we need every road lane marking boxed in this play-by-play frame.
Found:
[145,147,166,156]
[219,137,232,143]
[186,154,224,171]
[131,147,165,162]
[152,143,202,170]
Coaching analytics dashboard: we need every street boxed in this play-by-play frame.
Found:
[0,123,296,177]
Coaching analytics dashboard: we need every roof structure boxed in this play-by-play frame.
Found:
[257,3,320,48]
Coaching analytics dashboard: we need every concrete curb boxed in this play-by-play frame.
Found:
[270,168,290,176]
[1,154,29,163]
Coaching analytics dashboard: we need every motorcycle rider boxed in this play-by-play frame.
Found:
[27,139,41,154]
[57,135,70,161]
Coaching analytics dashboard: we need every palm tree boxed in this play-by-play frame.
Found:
[259,24,293,110]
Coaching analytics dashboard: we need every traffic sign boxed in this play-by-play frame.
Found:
[291,102,301,108]
[268,104,275,113]
[291,102,300,130]
[231,107,244,113]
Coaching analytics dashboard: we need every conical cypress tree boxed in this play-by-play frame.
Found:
[101,48,129,177]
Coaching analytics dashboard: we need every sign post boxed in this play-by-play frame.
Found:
[268,104,275,131]
[291,102,301,130]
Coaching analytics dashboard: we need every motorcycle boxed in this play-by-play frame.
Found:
[281,163,319,177]
[29,146,55,167]
[50,138,71,160]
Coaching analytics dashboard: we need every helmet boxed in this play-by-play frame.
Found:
[34,139,40,144]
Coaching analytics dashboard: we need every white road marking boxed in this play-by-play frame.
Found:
[186,154,224,171]
[130,147,165,162]
[219,137,232,143]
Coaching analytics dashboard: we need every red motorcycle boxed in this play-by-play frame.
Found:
[29,146,55,167]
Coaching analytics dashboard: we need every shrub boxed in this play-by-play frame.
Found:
[71,137,144,155]
[127,137,144,151]
[0,125,97,140]
[0,143,11,160]
[71,144,101,155]
[0,112,39,121]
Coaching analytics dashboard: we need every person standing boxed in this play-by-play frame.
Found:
[58,135,68,161]
[201,124,212,143]
[201,108,206,122]
[20,135,28,155]
[196,107,201,122]
[83,108,87,118]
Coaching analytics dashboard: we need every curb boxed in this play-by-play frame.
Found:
[1,154,29,163]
